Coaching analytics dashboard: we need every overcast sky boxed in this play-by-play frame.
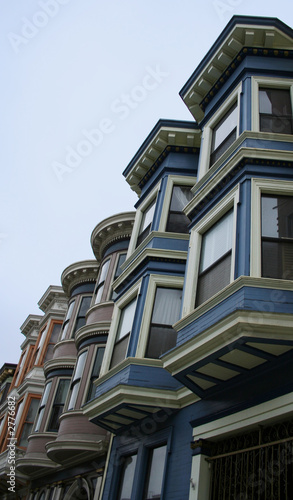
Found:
[1,0,293,368]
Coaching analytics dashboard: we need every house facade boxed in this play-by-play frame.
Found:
[1,14,293,500]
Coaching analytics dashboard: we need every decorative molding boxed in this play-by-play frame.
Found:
[61,260,98,297]
[91,211,135,262]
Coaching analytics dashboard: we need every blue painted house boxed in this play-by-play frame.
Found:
[84,15,293,500]
[1,14,293,500]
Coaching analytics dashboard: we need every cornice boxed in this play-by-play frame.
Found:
[38,285,66,313]
[180,17,293,122]
[43,357,76,377]
[20,314,42,337]
[61,260,98,297]
[0,364,17,384]
[123,121,201,194]
[75,321,110,349]
[91,211,135,262]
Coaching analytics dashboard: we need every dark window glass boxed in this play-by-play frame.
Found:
[166,185,193,233]
[111,253,127,300]
[137,199,156,247]
[47,379,70,432]
[72,296,92,336]
[43,323,62,363]
[196,210,233,306]
[60,300,75,340]
[34,381,52,432]
[146,287,182,358]
[210,103,238,166]
[95,259,110,304]
[259,88,292,134]
[86,347,105,402]
[18,398,39,447]
[110,298,137,368]
[261,195,293,279]
[118,454,137,500]
[143,444,167,500]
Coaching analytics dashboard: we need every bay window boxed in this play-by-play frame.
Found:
[72,296,92,336]
[60,300,75,340]
[18,397,40,447]
[261,194,293,279]
[111,252,127,300]
[196,210,233,307]
[146,287,182,358]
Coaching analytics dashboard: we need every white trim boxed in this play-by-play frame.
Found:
[250,178,293,277]
[251,76,293,132]
[198,82,242,181]
[182,184,239,316]
[158,175,196,232]
[99,279,142,375]
[192,391,293,442]
[135,274,184,358]
[127,182,161,257]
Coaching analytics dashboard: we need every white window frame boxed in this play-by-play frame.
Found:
[198,82,242,181]
[136,274,184,358]
[158,175,196,232]
[66,348,88,411]
[182,185,239,317]
[251,76,293,133]
[100,280,142,375]
[250,178,293,277]
[127,182,161,256]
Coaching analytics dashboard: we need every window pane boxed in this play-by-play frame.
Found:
[87,347,105,401]
[117,299,137,340]
[79,296,92,317]
[19,423,33,447]
[40,381,52,406]
[114,253,127,280]
[118,454,137,500]
[64,301,75,322]
[50,323,62,342]
[43,344,54,363]
[262,196,293,238]
[26,398,39,421]
[95,284,104,304]
[196,253,232,306]
[55,379,70,404]
[34,407,44,432]
[140,200,156,234]
[98,259,110,284]
[67,382,80,410]
[110,334,130,368]
[262,241,293,280]
[146,326,177,359]
[152,288,182,326]
[169,186,193,211]
[47,406,63,431]
[259,88,292,134]
[144,445,167,500]
[200,210,233,272]
[73,351,87,381]
[212,103,238,152]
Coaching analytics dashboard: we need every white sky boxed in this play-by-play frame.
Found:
[1,0,293,367]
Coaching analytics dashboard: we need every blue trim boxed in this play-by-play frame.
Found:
[103,239,130,258]
[176,286,293,348]
[94,364,182,399]
[71,282,95,297]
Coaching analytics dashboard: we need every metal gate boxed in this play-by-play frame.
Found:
[208,420,293,500]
